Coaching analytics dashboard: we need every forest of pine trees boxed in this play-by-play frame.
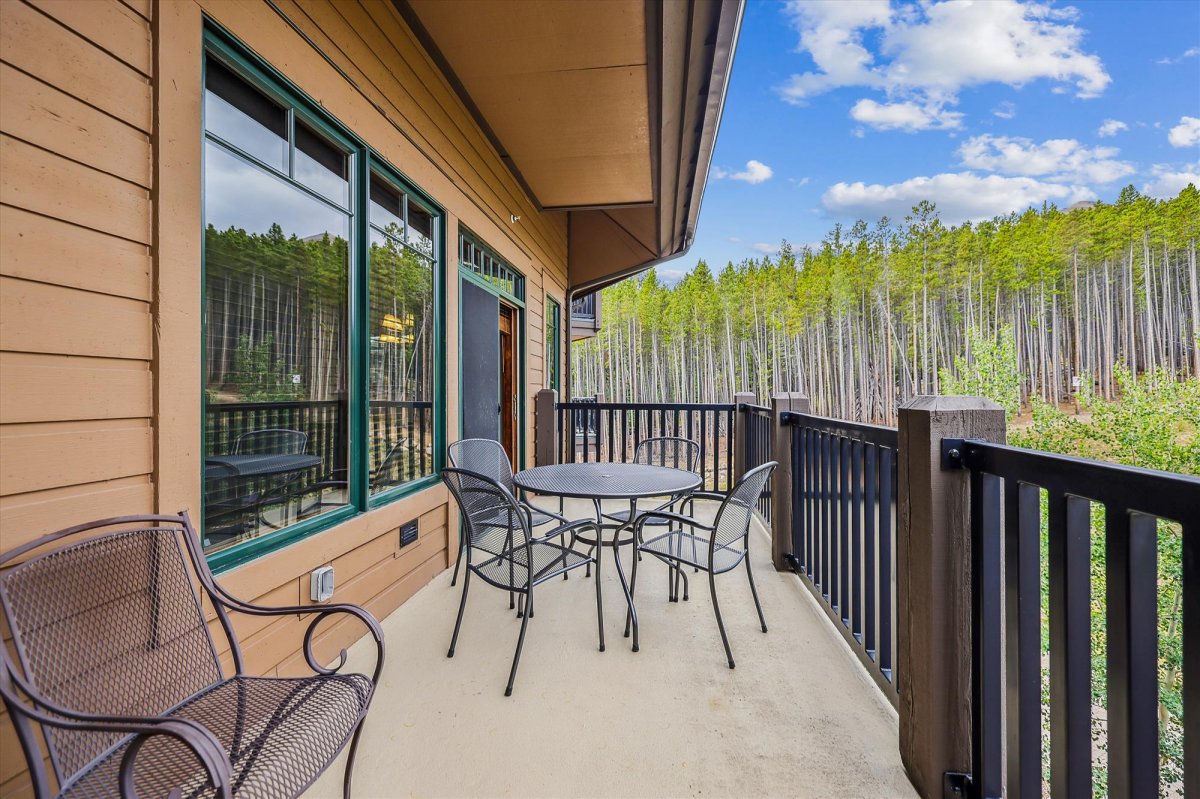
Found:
[572,185,1200,425]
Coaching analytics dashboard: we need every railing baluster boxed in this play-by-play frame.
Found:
[970,470,1003,799]
[839,436,850,626]
[1106,509,1160,798]
[1185,521,1199,799]
[1048,491,1093,799]
[864,443,877,659]
[851,439,863,641]
[878,446,894,681]
[1005,480,1042,799]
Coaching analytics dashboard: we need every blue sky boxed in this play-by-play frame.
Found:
[676,0,1200,282]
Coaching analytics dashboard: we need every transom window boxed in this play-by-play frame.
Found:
[202,30,441,568]
[459,232,524,301]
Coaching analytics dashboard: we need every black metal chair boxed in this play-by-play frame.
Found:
[442,468,602,696]
[600,435,701,530]
[446,439,567,590]
[0,512,384,799]
[627,461,777,668]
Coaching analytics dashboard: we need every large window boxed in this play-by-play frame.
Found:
[545,296,561,391]
[202,32,440,563]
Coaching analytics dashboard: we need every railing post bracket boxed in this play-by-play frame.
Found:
[942,771,972,798]
[941,438,967,470]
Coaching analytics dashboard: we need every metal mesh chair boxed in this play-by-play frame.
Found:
[442,468,602,696]
[601,436,701,529]
[0,513,383,799]
[446,439,567,590]
[628,462,777,668]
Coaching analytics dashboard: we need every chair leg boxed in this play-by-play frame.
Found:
[450,538,465,587]
[585,544,595,577]
[342,720,366,799]
[594,549,605,652]
[746,555,767,633]
[709,570,734,669]
[447,567,471,657]
[505,590,532,697]
[678,567,689,601]
[626,543,638,649]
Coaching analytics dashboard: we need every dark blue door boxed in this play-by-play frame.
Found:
[460,278,500,442]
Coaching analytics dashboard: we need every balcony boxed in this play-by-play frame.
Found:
[571,293,603,341]
[305,499,915,799]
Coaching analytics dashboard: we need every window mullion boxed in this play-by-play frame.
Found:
[350,149,371,512]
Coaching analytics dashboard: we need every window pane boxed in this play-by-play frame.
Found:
[407,202,434,257]
[370,174,404,239]
[368,227,435,493]
[295,120,349,208]
[203,140,351,553]
[546,298,560,390]
[204,57,287,171]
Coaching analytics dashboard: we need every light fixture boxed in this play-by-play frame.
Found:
[510,214,521,224]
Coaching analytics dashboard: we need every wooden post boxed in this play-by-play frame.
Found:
[897,396,1006,798]
[732,391,755,480]
[770,392,810,572]
[534,388,558,466]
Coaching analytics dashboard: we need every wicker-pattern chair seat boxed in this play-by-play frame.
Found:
[60,675,373,799]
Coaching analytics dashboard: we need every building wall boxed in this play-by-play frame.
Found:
[0,1,569,795]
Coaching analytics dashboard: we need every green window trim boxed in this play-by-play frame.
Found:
[545,295,561,391]
[201,21,446,573]
[458,229,525,304]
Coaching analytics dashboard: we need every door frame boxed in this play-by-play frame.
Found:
[457,266,526,468]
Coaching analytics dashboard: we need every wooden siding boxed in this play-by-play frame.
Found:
[0,1,569,796]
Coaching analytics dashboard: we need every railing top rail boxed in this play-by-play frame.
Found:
[208,399,433,411]
[781,411,898,448]
[738,402,772,414]
[955,438,1200,525]
[558,401,737,412]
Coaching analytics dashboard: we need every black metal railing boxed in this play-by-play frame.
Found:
[947,439,1199,799]
[739,403,774,520]
[557,401,736,492]
[571,293,597,318]
[205,399,434,481]
[783,411,899,705]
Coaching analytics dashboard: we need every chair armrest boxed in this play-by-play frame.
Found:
[538,517,600,543]
[1,668,233,799]
[521,501,568,525]
[682,491,726,503]
[633,510,714,537]
[207,586,385,684]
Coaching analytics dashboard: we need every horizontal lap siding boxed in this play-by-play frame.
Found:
[0,1,569,794]
[0,2,154,794]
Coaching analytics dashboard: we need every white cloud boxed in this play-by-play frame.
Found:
[1157,46,1200,65]
[750,242,778,254]
[992,101,1017,120]
[778,0,1110,117]
[712,159,774,184]
[1167,116,1200,148]
[850,98,963,131]
[957,134,1134,184]
[1097,119,1127,137]
[1142,163,1200,198]
[821,172,1093,226]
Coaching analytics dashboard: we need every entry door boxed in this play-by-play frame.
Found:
[498,305,518,467]
[460,278,500,443]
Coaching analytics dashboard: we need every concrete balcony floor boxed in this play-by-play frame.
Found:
[308,499,915,798]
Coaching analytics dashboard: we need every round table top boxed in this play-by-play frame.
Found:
[513,462,701,500]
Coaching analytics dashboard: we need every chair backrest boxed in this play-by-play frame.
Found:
[634,436,700,472]
[0,516,224,787]
[233,427,308,455]
[442,468,533,581]
[713,462,778,549]
[447,438,516,494]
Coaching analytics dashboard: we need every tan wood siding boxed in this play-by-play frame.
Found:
[0,2,569,793]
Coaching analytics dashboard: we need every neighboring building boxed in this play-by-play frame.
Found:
[0,0,739,793]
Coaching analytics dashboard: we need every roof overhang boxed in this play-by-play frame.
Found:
[396,0,743,295]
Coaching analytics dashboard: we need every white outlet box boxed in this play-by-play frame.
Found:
[310,565,334,602]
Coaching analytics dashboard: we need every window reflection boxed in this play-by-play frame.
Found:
[368,172,435,494]
[203,137,351,553]
[204,57,287,171]
[296,120,350,208]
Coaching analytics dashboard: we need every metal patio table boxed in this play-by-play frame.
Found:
[204,453,323,480]
[512,462,701,651]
